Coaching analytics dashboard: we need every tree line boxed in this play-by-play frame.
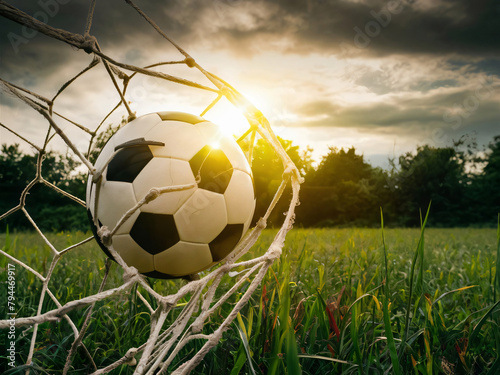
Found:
[1,134,499,232]
[251,135,500,228]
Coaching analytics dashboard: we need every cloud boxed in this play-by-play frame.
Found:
[154,0,500,61]
[1,0,498,165]
[1,0,499,83]
[294,74,500,134]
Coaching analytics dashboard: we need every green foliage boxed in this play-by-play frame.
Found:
[298,147,387,226]
[389,145,466,226]
[1,133,499,231]
[251,136,313,226]
[296,137,500,228]
[470,136,500,224]
[0,144,87,232]
[88,122,123,165]
[1,227,498,374]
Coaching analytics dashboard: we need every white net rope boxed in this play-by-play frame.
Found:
[0,1,302,374]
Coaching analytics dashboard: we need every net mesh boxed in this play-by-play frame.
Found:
[0,1,302,374]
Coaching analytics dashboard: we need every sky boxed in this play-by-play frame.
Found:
[1,0,499,169]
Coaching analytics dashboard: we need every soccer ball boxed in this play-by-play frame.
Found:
[86,111,255,279]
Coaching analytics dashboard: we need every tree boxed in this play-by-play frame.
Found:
[250,137,313,226]
[0,144,87,231]
[88,121,124,164]
[297,147,388,226]
[470,135,500,224]
[389,145,466,226]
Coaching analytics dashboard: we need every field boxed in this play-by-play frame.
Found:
[1,226,499,374]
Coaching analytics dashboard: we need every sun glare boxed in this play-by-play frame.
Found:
[205,101,250,139]
[207,90,271,140]
[209,140,221,149]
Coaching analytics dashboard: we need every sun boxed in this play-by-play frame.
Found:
[206,90,271,143]
[204,101,251,142]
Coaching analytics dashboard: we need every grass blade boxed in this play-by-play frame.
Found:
[233,312,257,375]
[486,353,500,375]
[286,326,301,375]
[350,291,362,373]
[298,354,356,366]
[432,285,477,306]
[383,295,403,375]
[317,289,340,341]
[469,299,500,344]
[380,208,389,295]
[381,208,402,375]
[494,214,500,303]
[400,203,431,357]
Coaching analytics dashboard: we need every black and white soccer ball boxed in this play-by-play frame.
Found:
[86,112,255,279]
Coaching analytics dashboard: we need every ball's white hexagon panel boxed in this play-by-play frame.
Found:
[154,241,213,276]
[133,158,197,214]
[132,157,171,199]
[115,210,140,236]
[146,120,205,161]
[111,113,162,146]
[86,175,96,213]
[224,170,255,224]
[174,189,228,243]
[243,206,254,234]
[194,121,224,146]
[112,234,155,273]
[96,178,137,231]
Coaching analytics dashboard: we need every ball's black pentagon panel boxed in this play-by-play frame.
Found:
[189,145,233,194]
[209,223,244,261]
[106,145,153,183]
[87,210,113,260]
[196,121,253,176]
[157,111,206,124]
[130,212,180,255]
[142,270,177,280]
[114,137,165,151]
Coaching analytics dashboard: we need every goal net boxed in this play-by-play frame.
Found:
[0,1,301,374]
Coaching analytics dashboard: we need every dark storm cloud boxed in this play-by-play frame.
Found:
[147,0,500,61]
[1,0,499,80]
[3,1,499,56]
[296,84,500,130]
[1,1,498,100]
[297,99,443,127]
[0,2,158,56]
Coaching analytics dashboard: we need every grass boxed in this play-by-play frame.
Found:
[0,225,499,374]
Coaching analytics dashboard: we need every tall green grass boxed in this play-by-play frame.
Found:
[1,226,499,374]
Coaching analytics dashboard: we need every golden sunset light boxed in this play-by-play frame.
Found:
[0,2,499,374]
